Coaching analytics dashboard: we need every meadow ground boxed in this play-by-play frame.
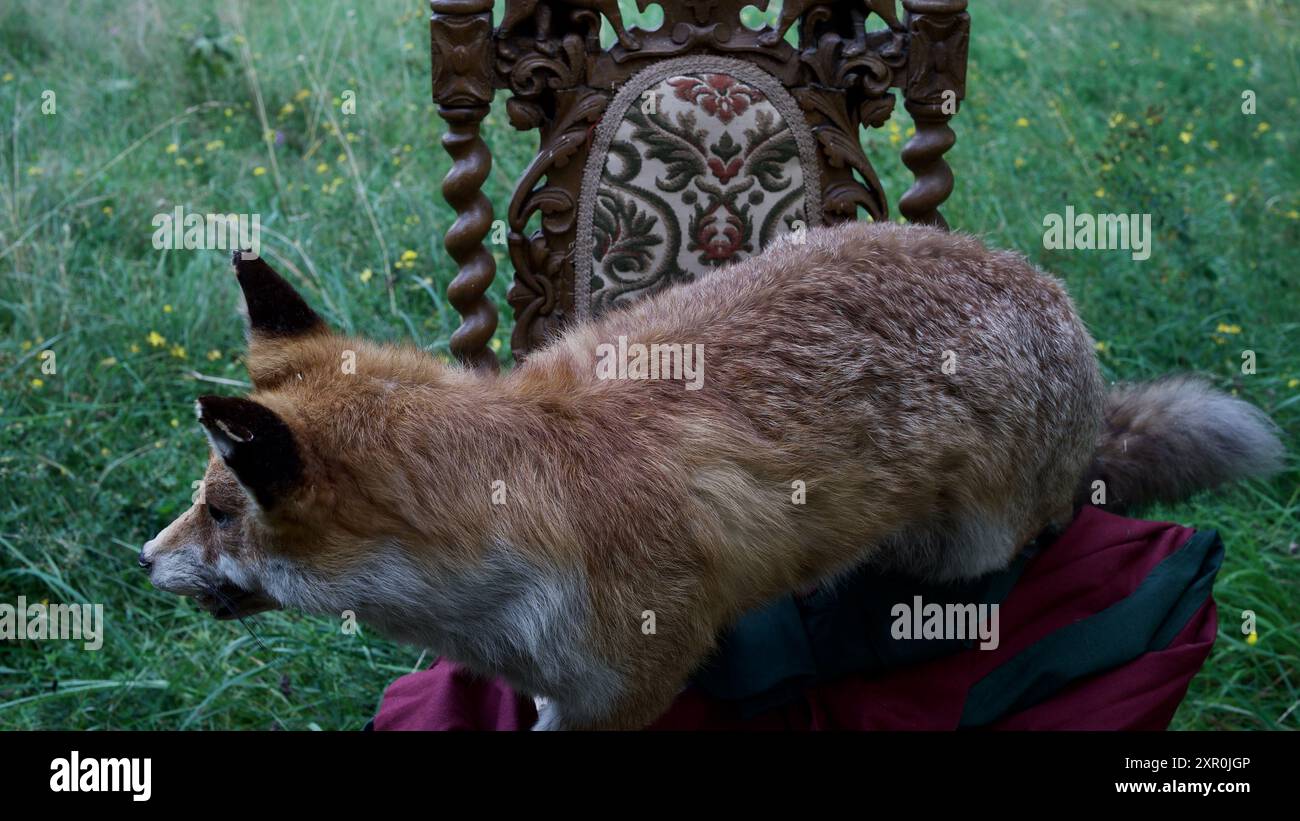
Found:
[0,0,1296,729]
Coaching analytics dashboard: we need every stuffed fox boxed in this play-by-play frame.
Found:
[141,221,1284,729]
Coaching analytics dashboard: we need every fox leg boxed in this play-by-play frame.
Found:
[535,631,716,730]
[875,509,1023,583]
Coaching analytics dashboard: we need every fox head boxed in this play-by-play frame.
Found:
[139,251,459,623]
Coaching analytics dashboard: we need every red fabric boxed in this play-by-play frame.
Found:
[373,508,1217,730]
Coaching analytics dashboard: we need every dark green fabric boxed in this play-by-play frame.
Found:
[691,528,1223,724]
[958,529,1223,728]
[691,541,1036,718]
[690,595,815,710]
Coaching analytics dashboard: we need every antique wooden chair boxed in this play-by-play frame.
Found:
[414,2,1227,730]
[428,0,969,369]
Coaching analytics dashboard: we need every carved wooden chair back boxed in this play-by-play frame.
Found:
[429,0,970,369]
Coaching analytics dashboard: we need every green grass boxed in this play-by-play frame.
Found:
[0,0,1296,730]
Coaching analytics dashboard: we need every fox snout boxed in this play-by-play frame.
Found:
[139,515,278,621]
[139,519,207,597]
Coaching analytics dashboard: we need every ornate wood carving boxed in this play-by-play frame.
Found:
[898,0,969,227]
[496,26,608,354]
[501,0,642,50]
[430,0,969,359]
[431,0,499,371]
[795,2,907,223]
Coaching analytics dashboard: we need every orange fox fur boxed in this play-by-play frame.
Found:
[142,222,1283,729]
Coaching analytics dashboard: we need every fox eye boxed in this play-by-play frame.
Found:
[207,504,230,526]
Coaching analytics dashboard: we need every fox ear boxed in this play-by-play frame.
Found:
[231,249,326,339]
[196,395,303,509]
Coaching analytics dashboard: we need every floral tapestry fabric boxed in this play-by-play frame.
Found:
[576,58,821,319]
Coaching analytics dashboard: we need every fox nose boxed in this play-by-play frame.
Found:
[138,540,155,571]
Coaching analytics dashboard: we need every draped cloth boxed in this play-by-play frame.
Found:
[372,507,1221,731]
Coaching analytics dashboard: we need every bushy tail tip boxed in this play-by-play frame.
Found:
[1081,376,1285,511]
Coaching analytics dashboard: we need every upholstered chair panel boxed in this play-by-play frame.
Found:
[574,56,823,320]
